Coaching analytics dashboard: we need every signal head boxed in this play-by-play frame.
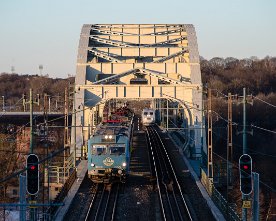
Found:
[239,154,252,195]
[26,154,39,195]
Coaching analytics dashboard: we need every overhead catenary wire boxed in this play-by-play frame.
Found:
[0,146,71,184]
[212,110,239,125]
[212,130,276,158]
[210,88,229,98]
[212,131,276,192]
[251,124,276,134]
[253,96,276,108]
[0,115,40,143]
[247,149,276,159]
[0,91,92,142]
[0,96,104,184]
[0,93,107,147]
[212,151,276,193]
[215,135,276,159]
[0,94,103,178]
[0,97,25,119]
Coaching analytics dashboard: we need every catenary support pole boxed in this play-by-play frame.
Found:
[243,87,247,155]
[253,172,259,221]
[29,89,34,154]
[19,175,26,221]
[227,93,233,189]
[166,99,169,131]
[207,88,213,178]
[74,85,77,167]
[242,87,247,221]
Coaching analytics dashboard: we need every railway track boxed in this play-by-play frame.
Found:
[85,183,121,221]
[63,176,97,221]
[146,126,193,221]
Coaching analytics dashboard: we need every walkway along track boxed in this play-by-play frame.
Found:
[146,126,193,221]
[85,183,121,221]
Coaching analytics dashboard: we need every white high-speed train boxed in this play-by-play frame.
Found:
[142,108,156,125]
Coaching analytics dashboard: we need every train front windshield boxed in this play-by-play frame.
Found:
[110,146,125,155]
[143,111,153,115]
[92,145,107,155]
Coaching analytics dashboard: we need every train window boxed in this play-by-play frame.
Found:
[110,146,125,155]
[92,146,107,155]
[144,112,148,115]
[150,112,153,115]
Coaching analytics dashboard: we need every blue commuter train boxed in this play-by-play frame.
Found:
[87,109,133,183]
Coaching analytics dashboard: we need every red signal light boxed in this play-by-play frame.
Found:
[26,154,39,195]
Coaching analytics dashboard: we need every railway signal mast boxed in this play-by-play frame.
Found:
[26,153,39,221]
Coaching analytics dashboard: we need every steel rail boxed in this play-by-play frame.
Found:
[102,187,112,220]
[147,126,175,221]
[103,183,120,221]
[152,126,193,221]
[151,127,183,221]
[85,183,120,221]
[84,184,100,221]
[94,184,107,221]
[146,128,166,221]
[84,184,105,221]
[147,126,193,221]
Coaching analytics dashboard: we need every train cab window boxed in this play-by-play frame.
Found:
[110,146,125,155]
[92,146,107,155]
[144,112,148,115]
[149,112,153,115]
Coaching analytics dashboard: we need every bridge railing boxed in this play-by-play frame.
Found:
[201,169,241,221]
[47,168,77,220]
[45,152,75,184]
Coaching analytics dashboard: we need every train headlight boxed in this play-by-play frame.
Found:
[104,135,108,139]
[122,162,127,167]
[108,135,112,139]
[91,163,95,167]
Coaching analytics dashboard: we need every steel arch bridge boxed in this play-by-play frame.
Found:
[73,24,206,160]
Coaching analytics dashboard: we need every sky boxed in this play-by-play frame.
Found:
[0,0,275,78]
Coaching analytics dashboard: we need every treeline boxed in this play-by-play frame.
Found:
[201,56,276,159]
[0,74,74,105]
[201,56,276,95]
[201,56,276,126]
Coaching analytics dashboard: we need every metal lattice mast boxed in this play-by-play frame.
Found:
[227,93,233,189]
[207,88,213,178]
[64,87,69,147]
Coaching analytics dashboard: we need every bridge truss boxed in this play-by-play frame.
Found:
[74,24,205,159]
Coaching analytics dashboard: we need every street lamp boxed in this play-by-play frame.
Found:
[1,96,4,111]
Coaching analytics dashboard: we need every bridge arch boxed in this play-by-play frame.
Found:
[73,24,205,160]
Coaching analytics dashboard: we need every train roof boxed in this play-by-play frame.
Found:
[94,122,130,136]
[142,108,155,112]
